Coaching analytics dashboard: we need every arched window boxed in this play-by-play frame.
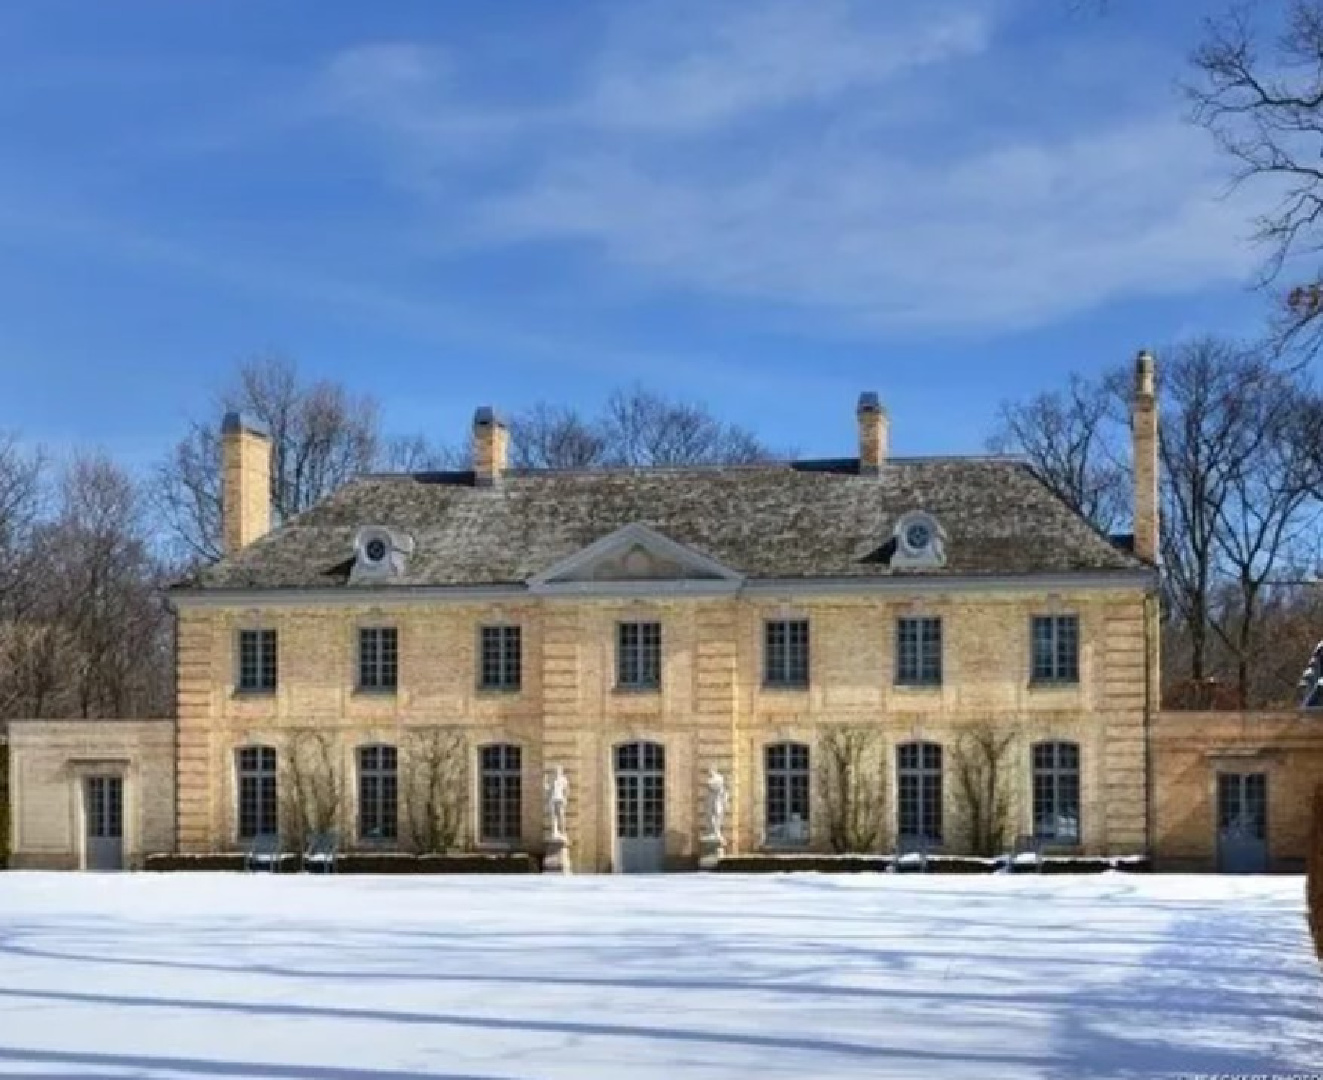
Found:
[765,742,810,845]
[358,745,398,842]
[896,741,943,845]
[1032,741,1081,843]
[480,744,523,843]
[237,745,278,840]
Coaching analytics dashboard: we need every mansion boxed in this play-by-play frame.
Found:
[8,353,1320,872]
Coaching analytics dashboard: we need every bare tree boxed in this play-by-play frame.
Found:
[952,723,1016,857]
[817,727,886,853]
[156,355,383,562]
[1209,376,1321,704]
[509,404,607,469]
[989,372,1129,533]
[402,727,469,854]
[600,385,774,466]
[0,445,172,721]
[380,434,465,473]
[281,729,344,847]
[1159,339,1253,688]
[0,436,48,717]
[1188,2,1323,353]
[505,387,780,470]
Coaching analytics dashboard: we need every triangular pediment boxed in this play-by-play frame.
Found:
[529,523,743,592]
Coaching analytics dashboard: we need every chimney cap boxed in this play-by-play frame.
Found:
[473,405,506,427]
[857,391,884,414]
[1135,349,1157,395]
[221,411,270,438]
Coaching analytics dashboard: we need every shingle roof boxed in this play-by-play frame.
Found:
[180,457,1146,592]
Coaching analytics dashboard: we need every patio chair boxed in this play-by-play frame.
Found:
[244,833,282,873]
[302,831,340,874]
[893,833,931,873]
[1008,833,1044,874]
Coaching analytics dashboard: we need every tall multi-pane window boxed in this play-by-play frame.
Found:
[480,744,523,843]
[358,745,398,842]
[358,627,399,691]
[1033,741,1081,843]
[479,626,522,691]
[237,629,278,692]
[617,622,662,690]
[764,619,810,688]
[896,617,942,687]
[237,745,278,840]
[1031,615,1080,683]
[897,741,943,844]
[765,742,810,845]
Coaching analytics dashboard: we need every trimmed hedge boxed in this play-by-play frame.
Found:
[0,743,8,870]
[1309,784,1323,963]
[1039,856,1150,875]
[143,851,539,874]
[715,853,1151,875]
[716,855,891,873]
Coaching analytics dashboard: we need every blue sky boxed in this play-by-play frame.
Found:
[0,0,1280,468]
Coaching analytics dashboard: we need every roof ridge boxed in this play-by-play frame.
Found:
[353,453,1026,483]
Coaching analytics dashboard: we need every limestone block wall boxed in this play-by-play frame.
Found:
[177,601,546,855]
[7,719,175,869]
[176,582,1153,870]
[1153,711,1323,871]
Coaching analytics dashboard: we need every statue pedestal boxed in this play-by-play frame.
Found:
[699,833,725,871]
[544,835,572,874]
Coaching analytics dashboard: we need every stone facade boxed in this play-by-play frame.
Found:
[172,584,1152,871]
[6,720,174,869]
[1153,711,1323,872]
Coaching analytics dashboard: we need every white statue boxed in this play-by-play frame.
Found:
[704,767,728,845]
[545,765,569,840]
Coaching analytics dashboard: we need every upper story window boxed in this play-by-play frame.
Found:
[617,621,662,690]
[358,626,399,691]
[1031,615,1080,684]
[764,619,810,689]
[479,625,522,691]
[237,629,277,693]
[896,617,942,687]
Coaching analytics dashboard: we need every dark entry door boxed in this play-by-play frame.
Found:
[85,775,123,871]
[1217,772,1268,873]
[615,742,665,872]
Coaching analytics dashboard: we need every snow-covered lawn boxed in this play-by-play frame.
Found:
[0,873,1318,1079]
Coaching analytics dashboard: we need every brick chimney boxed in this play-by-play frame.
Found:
[473,406,509,487]
[1131,350,1159,563]
[857,391,888,476]
[220,412,272,556]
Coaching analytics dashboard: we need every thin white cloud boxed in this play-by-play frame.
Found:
[309,0,1260,335]
[582,0,993,135]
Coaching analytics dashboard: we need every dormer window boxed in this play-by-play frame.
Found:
[891,511,946,570]
[350,526,415,584]
[904,519,933,552]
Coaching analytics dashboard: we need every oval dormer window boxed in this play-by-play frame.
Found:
[904,520,932,552]
[365,537,388,563]
[892,510,946,570]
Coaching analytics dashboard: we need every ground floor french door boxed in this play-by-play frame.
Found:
[84,775,123,871]
[614,741,665,873]
[1217,772,1268,873]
